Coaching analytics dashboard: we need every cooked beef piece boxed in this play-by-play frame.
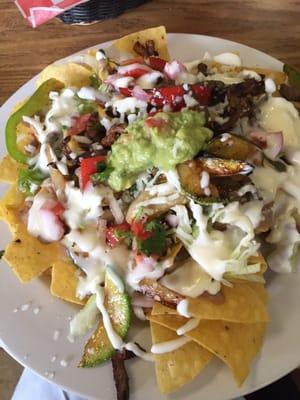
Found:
[197,62,208,75]
[133,40,159,57]
[111,349,135,400]
[101,123,127,148]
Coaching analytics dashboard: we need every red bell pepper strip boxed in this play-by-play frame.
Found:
[148,56,167,72]
[80,155,106,189]
[106,222,131,247]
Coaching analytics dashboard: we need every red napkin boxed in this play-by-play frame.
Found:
[15,0,89,27]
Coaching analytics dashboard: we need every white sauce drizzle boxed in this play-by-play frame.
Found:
[213,52,242,67]
[176,318,200,335]
[176,299,192,318]
[151,337,192,354]
[200,171,210,189]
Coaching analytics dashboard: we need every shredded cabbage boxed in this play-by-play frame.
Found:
[172,200,260,281]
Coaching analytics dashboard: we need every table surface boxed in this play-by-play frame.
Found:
[0,0,300,105]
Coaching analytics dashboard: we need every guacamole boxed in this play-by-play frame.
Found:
[108,110,212,191]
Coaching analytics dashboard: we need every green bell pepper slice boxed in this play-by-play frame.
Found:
[5,78,64,164]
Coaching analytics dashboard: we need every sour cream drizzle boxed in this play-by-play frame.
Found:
[176,299,191,318]
[176,318,200,335]
[151,337,192,354]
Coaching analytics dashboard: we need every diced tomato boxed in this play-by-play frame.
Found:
[149,86,185,110]
[145,116,168,129]
[68,113,92,136]
[131,218,152,240]
[106,222,131,247]
[119,87,132,97]
[120,82,210,110]
[80,155,106,189]
[148,56,167,72]
[123,68,149,79]
[190,84,211,105]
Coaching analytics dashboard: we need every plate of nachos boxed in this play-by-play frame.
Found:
[0,26,299,400]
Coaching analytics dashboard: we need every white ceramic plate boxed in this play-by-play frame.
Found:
[0,34,299,400]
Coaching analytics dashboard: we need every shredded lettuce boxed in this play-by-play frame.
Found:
[172,200,260,281]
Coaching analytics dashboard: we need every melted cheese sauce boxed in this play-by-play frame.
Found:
[161,258,221,297]
[259,97,300,148]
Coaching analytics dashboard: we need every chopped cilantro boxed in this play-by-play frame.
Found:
[137,220,167,256]
[115,228,132,247]
[92,163,114,183]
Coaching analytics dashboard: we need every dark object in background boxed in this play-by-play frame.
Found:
[59,0,149,24]
[245,373,300,400]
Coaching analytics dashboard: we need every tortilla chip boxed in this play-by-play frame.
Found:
[3,224,64,283]
[0,155,26,184]
[0,185,26,231]
[37,62,92,88]
[210,62,286,86]
[113,26,170,60]
[152,281,268,323]
[248,67,286,86]
[149,314,266,386]
[150,321,213,393]
[42,267,52,278]
[51,260,86,305]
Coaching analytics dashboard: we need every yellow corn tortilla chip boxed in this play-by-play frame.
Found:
[152,281,268,323]
[113,26,170,61]
[210,62,286,86]
[150,321,213,393]
[0,185,26,231]
[0,155,26,184]
[248,67,286,86]
[3,223,65,283]
[51,260,86,305]
[149,314,266,386]
[230,280,268,305]
[37,62,92,88]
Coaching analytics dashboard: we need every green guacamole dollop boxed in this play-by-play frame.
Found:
[108,110,212,191]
